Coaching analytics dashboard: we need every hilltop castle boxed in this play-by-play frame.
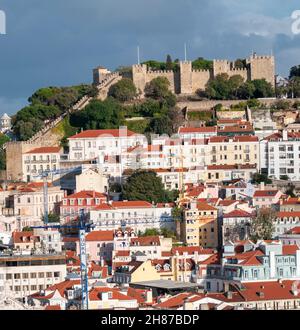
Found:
[93,53,275,95]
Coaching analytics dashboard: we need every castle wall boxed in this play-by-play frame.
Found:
[131,54,275,95]
[191,70,211,93]
[145,70,177,94]
[5,141,43,181]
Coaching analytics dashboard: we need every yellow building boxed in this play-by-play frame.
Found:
[182,201,219,248]
[208,136,259,169]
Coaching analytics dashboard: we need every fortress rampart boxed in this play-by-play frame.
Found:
[125,53,275,95]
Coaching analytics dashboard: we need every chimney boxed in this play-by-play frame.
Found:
[100,258,105,267]
[226,291,233,300]
[282,130,288,141]
[190,200,197,210]
[146,289,153,304]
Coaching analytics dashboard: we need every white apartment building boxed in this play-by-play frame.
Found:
[67,128,147,182]
[178,127,217,140]
[261,131,300,181]
[22,147,62,182]
[68,127,147,161]
[11,185,64,219]
[0,254,67,299]
[90,201,174,233]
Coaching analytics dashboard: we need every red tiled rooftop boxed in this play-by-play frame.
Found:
[223,209,253,218]
[253,190,280,198]
[178,127,217,134]
[85,230,114,242]
[277,211,300,218]
[26,147,61,154]
[69,129,136,139]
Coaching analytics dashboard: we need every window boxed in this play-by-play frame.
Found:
[46,272,52,278]
[6,274,12,280]
[30,273,37,279]
[38,272,44,278]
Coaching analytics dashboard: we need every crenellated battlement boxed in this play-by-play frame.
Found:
[192,69,211,73]
[130,53,275,95]
[147,70,174,74]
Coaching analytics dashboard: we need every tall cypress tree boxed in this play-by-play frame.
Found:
[166,54,173,70]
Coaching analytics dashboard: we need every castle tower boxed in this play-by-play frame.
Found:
[247,54,275,86]
[93,66,111,85]
[213,60,231,77]
[132,64,147,95]
[179,61,193,94]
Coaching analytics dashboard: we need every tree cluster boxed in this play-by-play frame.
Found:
[203,74,275,100]
[13,85,97,141]
[122,170,179,204]
[70,98,125,130]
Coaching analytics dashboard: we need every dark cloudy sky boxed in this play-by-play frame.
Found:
[1,0,300,114]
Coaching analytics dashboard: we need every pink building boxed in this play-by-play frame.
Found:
[253,189,283,208]
[76,230,114,262]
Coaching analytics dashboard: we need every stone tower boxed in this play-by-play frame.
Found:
[247,54,275,86]
[213,60,231,77]
[179,61,193,94]
[132,64,148,95]
[93,66,111,85]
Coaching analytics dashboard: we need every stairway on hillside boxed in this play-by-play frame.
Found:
[28,72,122,144]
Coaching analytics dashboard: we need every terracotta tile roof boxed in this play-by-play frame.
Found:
[218,200,238,207]
[62,237,79,243]
[200,253,221,265]
[253,190,280,198]
[65,190,106,200]
[207,164,257,170]
[277,211,300,218]
[130,236,160,247]
[209,135,258,143]
[281,198,300,205]
[239,280,300,302]
[154,292,193,309]
[115,250,130,257]
[178,127,217,134]
[171,246,214,256]
[69,129,136,139]
[282,245,299,255]
[88,262,108,278]
[26,147,61,154]
[12,231,40,244]
[226,250,264,266]
[196,202,217,211]
[44,280,81,298]
[223,209,253,218]
[89,287,136,302]
[45,305,61,310]
[85,230,114,242]
[127,287,152,305]
[111,201,153,209]
[287,227,300,235]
